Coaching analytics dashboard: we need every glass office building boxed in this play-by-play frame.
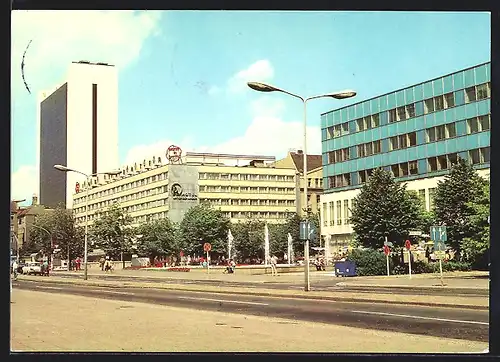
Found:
[320,62,490,252]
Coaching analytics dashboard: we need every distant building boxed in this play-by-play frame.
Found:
[37,61,119,209]
[274,150,323,216]
[16,194,52,252]
[72,151,298,227]
[320,62,490,253]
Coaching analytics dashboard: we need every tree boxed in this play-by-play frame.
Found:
[136,217,179,265]
[433,158,488,252]
[89,203,135,265]
[350,168,424,249]
[461,181,490,269]
[22,203,84,262]
[178,204,231,257]
[232,218,266,262]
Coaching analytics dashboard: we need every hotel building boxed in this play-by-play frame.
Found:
[37,61,119,209]
[320,62,490,252]
[72,152,298,227]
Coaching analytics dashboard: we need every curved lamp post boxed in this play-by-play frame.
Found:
[247,82,356,291]
[54,165,121,280]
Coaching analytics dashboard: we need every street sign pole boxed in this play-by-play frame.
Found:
[439,258,444,286]
[405,240,412,279]
[384,237,390,276]
[206,250,209,275]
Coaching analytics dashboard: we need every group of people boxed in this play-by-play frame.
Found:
[99,256,114,272]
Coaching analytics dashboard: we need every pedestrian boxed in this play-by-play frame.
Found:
[42,260,50,276]
[99,257,105,271]
[270,255,278,276]
[12,259,18,280]
[76,258,81,271]
[104,256,112,272]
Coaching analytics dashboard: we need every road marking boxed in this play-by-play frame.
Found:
[350,310,488,325]
[178,296,269,306]
[34,286,63,290]
[102,290,135,295]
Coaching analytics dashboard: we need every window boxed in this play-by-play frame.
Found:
[476,83,489,100]
[409,160,418,175]
[400,162,409,176]
[371,114,380,128]
[373,140,381,154]
[446,123,456,138]
[328,151,335,164]
[391,164,400,177]
[342,148,350,161]
[444,92,455,108]
[429,188,436,208]
[358,144,366,158]
[328,176,335,189]
[408,132,417,146]
[448,153,458,166]
[365,142,373,156]
[342,122,349,135]
[343,200,349,225]
[479,115,491,131]
[389,109,397,123]
[469,149,480,164]
[397,106,406,121]
[418,189,426,202]
[329,202,335,226]
[437,155,448,170]
[428,157,438,172]
[322,203,328,226]
[406,104,416,118]
[435,125,446,141]
[336,201,342,225]
[465,86,477,103]
[467,117,479,133]
[399,134,408,148]
[359,170,367,183]
[363,117,371,130]
[390,136,399,150]
[434,95,444,111]
[424,98,434,113]
[334,125,342,137]
[481,147,490,163]
[356,118,365,132]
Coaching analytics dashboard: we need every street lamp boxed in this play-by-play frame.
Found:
[247,81,356,291]
[54,165,121,280]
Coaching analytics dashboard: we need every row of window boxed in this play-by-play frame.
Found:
[327,114,490,165]
[201,173,295,182]
[325,82,490,139]
[201,185,295,194]
[322,200,351,226]
[199,198,295,207]
[328,147,490,189]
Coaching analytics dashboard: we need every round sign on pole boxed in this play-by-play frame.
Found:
[405,239,411,250]
[203,243,211,252]
[383,245,390,256]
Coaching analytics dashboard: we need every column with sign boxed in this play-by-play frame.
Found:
[405,239,412,279]
[203,243,211,274]
[431,226,447,286]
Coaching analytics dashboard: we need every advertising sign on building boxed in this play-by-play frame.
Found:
[167,163,200,223]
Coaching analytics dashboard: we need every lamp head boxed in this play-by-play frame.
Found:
[54,164,70,172]
[329,90,357,99]
[247,82,280,93]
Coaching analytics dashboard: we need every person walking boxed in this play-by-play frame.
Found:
[12,259,18,280]
[42,260,50,276]
[270,255,278,276]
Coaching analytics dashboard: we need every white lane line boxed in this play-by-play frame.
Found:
[102,290,135,295]
[178,296,269,306]
[34,286,63,290]
[351,310,488,325]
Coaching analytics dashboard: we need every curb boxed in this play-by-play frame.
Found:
[16,276,489,311]
[335,283,489,295]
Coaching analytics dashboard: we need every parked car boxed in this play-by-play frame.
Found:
[16,262,25,274]
[22,262,43,275]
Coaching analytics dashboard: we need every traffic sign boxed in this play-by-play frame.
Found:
[383,240,393,247]
[435,250,446,259]
[405,239,411,250]
[203,243,211,252]
[383,245,390,256]
[409,230,422,236]
[434,240,446,252]
[299,221,316,241]
[430,226,447,242]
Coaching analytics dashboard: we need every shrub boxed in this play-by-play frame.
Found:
[430,261,471,273]
[166,267,190,272]
[390,261,433,275]
[346,249,393,276]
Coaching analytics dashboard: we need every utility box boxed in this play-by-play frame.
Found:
[334,261,356,277]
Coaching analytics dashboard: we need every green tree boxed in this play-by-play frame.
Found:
[433,158,488,252]
[178,204,231,257]
[232,218,266,261]
[89,203,135,265]
[23,203,84,262]
[350,168,424,249]
[136,217,179,265]
[461,181,490,269]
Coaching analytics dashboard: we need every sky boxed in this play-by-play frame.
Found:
[11,11,491,205]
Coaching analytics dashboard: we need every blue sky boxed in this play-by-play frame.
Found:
[11,11,490,204]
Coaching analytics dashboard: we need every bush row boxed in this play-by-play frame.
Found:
[346,249,472,276]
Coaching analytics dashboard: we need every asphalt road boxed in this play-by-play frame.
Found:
[48,272,488,297]
[13,279,488,342]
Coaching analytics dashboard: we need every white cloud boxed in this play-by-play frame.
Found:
[11,10,162,95]
[123,96,321,167]
[11,165,38,204]
[226,59,274,94]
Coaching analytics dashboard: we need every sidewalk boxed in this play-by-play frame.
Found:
[52,268,490,290]
[10,289,488,353]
